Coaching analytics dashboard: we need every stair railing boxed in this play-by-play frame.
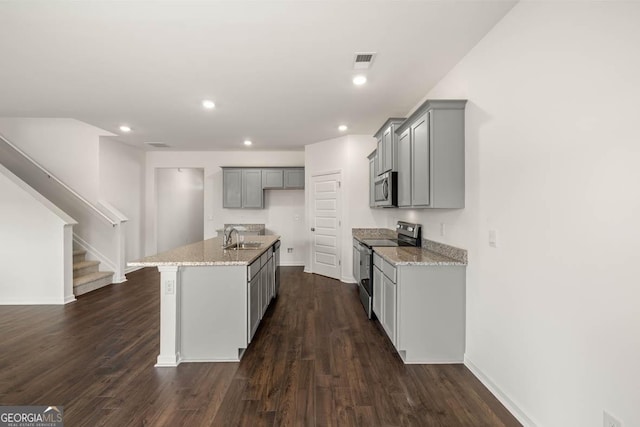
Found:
[0,132,128,283]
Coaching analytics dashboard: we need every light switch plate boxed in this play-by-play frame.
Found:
[489,230,497,248]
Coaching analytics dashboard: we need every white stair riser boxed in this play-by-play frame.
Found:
[74,275,113,296]
[74,264,99,277]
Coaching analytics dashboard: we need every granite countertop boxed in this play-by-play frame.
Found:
[374,246,465,266]
[128,235,280,267]
[352,227,467,266]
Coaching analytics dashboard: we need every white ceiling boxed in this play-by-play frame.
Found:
[0,1,516,151]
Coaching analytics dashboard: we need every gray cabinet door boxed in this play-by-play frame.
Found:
[260,264,269,316]
[373,265,383,318]
[411,112,430,207]
[352,243,360,283]
[369,157,376,208]
[397,128,412,207]
[382,127,393,173]
[376,138,384,176]
[223,169,242,208]
[262,169,284,189]
[382,274,396,346]
[249,272,261,341]
[284,168,304,189]
[242,169,263,208]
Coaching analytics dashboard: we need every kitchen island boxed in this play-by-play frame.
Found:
[129,235,280,367]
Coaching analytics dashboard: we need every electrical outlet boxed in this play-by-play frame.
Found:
[287,248,293,253]
[489,230,497,248]
[604,411,622,427]
[166,279,175,295]
[440,223,446,236]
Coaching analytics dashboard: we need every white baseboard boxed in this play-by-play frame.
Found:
[280,262,305,267]
[1,297,67,305]
[341,275,357,284]
[125,265,144,274]
[464,355,538,426]
[64,295,77,304]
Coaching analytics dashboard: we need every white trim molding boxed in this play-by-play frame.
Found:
[464,355,539,426]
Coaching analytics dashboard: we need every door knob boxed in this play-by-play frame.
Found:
[311,227,315,231]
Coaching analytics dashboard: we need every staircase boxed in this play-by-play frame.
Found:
[73,249,114,296]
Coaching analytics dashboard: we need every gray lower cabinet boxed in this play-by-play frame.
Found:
[247,242,279,342]
[262,169,284,189]
[248,259,261,341]
[373,264,383,318]
[372,250,466,363]
[395,99,466,208]
[284,168,304,189]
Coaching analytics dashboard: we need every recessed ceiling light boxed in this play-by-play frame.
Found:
[202,99,215,109]
[244,140,252,146]
[353,75,367,86]
[119,125,131,133]
[338,125,348,132]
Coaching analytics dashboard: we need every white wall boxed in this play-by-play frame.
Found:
[0,165,76,304]
[98,139,146,264]
[304,135,387,281]
[0,118,113,201]
[363,2,640,426]
[144,150,306,265]
[156,168,204,253]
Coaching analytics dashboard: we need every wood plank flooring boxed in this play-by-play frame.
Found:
[0,267,520,426]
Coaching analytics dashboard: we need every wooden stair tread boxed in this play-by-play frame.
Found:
[73,271,113,287]
[73,249,86,256]
[73,260,100,271]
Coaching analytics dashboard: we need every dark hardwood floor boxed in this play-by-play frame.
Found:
[0,267,520,426]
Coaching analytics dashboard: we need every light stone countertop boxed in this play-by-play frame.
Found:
[128,235,280,267]
[373,246,466,267]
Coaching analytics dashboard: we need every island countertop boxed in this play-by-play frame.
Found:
[128,235,281,267]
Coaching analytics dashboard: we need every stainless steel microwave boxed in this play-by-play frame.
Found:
[374,171,397,207]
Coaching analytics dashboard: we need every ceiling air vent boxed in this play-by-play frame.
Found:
[353,52,376,70]
[145,142,170,148]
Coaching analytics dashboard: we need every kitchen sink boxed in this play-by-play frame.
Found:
[223,241,263,250]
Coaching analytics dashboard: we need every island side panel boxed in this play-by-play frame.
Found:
[179,265,248,362]
[156,266,181,367]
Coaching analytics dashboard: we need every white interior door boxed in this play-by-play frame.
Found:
[311,172,341,280]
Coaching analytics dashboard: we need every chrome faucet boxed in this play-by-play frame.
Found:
[222,226,239,247]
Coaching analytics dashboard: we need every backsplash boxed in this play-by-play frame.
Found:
[352,228,397,240]
[422,239,468,264]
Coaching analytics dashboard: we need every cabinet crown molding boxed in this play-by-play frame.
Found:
[395,99,467,134]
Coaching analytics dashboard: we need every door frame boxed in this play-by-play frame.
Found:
[307,169,343,280]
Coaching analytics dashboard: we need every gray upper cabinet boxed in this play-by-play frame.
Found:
[395,100,466,209]
[223,167,304,209]
[283,168,304,189]
[374,118,405,175]
[223,169,243,208]
[368,150,376,208]
[262,169,284,189]
[242,169,264,208]
[411,113,431,207]
[397,129,412,207]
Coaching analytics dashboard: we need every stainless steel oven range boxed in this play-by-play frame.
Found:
[354,221,422,318]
